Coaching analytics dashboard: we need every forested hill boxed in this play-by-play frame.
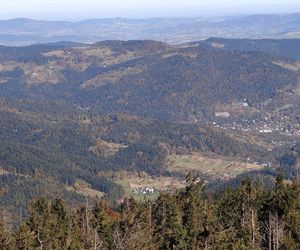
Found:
[0,100,272,216]
[0,39,298,122]
[204,38,300,60]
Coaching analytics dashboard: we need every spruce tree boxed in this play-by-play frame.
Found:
[15,223,35,250]
[0,218,14,250]
[92,200,114,249]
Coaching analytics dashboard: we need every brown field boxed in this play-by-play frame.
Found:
[66,179,105,199]
[115,152,263,200]
[0,61,64,85]
[79,47,113,58]
[0,77,10,84]
[82,66,145,89]
[68,187,105,199]
[119,175,185,190]
[167,153,262,179]
[211,43,225,48]
[89,139,127,157]
[292,77,300,96]
[273,61,300,72]
[42,50,65,58]
[0,168,9,175]
[116,174,185,201]
[162,52,197,59]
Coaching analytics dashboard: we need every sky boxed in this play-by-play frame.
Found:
[0,0,300,20]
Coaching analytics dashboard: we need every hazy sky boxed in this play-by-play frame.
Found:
[0,0,300,20]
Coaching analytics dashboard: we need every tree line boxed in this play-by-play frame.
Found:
[1,173,300,249]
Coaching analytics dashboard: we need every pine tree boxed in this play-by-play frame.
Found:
[261,174,292,250]
[182,173,215,249]
[15,223,35,250]
[74,198,94,249]
[69,212,85,250]
[113,198,155,250]
[216,179,262,249]
[49,198,70,249]
[0,217,14,250]
[92,200,114,249]
[153,193,187,250]
[281,181,300,249]
[28,198,54,249]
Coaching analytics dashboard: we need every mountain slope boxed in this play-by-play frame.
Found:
[0,40,297,122]
[205,38,300,60]
[1,38,299,215]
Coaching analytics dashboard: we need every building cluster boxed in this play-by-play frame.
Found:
[212,112,300,138]
[132,186,155,195]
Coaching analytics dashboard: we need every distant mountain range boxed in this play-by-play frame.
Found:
[1,13,300,45]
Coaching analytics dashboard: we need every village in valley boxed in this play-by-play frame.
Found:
[210,98,300,146]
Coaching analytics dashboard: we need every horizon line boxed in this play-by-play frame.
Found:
[0,11,299,22]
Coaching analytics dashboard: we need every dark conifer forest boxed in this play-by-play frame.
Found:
[1,174,300,249]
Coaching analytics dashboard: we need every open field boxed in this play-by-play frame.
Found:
[89,139,127,157]
[167,153,263,180]
[71,187,105,199]
[116,174,185,201]
[273,61,300,72]
[66,179,105,199]
[114,152,263,200]
[0,168,9,175]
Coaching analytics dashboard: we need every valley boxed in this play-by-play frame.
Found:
[1,0,300,246]
[1,37,300,220]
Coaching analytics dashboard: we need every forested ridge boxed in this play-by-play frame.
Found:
[0,39,298,121]
[205,38,300,60]
[1,174,300,249]
[1,38,300,233]
[1,103,275,215]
